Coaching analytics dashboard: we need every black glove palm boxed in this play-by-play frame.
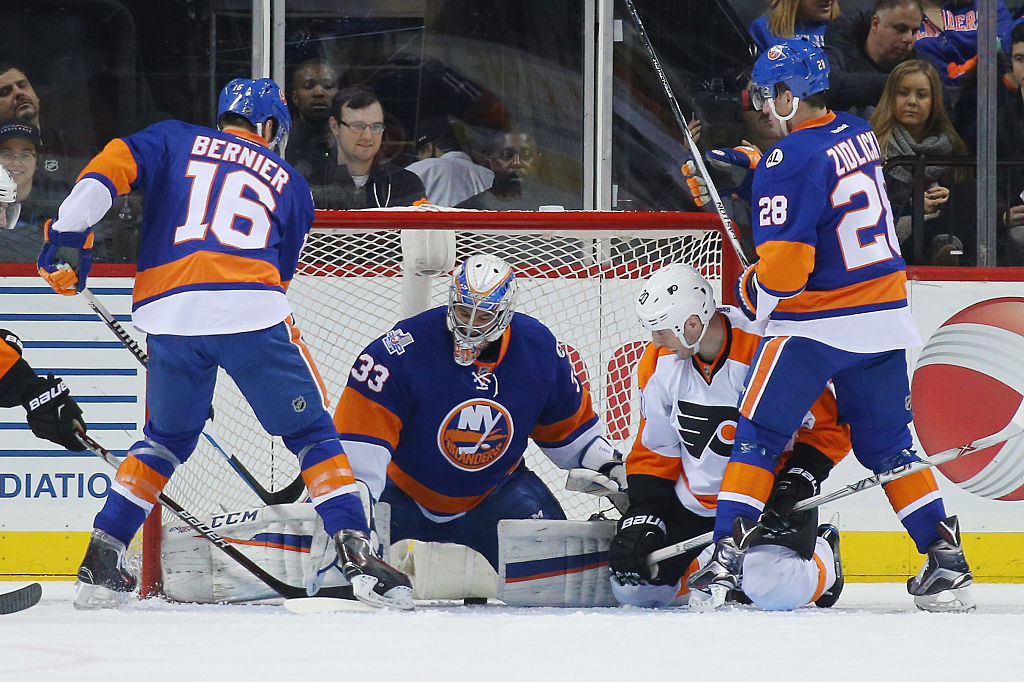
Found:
[23,374,87,451]
[759,467,817,535]
[608,514,667,586]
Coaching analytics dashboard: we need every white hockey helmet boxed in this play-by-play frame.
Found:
[636,263,716,352]
[447,254,518,365]
[0,164,19,230]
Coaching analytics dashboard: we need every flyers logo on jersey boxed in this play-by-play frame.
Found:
[438,399,515,471]
[766,45,785,60]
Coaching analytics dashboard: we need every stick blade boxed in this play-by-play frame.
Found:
[283,596,379,614]
[0,583,42,615]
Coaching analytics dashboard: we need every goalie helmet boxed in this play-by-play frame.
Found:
[751,42,830,130]
[217,78,292,154]
[636,263,716,352]
[447,254,518,366]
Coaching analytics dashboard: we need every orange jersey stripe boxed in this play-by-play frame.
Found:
[530,384,597,444]
[284,316,328,409]
[333,386,403,450]
[883,469,940,514]
[627,419,682,482]
[794,390,852,465]
[80,138,138,194]
[134,250,284,304]
[114,457,170,506]
[740,336,787,418]
[811,552,827,602]
[387,461,502,514]
[755,241,817,295]
[0,342,18,377]
[301,454,356,499]
[635,343,673,388]
[720,461,775,505]
[730,327,763,365]
[791,111,837,132]
[773,270,908,315]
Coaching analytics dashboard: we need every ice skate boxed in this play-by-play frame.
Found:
[907,516,975,613]
[686,529,745,612]
[335,529,414,610]
[74,529,138,610]
[814,520,843,608]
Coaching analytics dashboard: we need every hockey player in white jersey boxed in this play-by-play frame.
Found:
[609,263,849,610]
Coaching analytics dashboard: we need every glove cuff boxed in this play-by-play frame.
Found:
[0,357,37,408]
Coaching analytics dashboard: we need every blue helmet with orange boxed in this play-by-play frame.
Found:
[750,42,830,110]
[217,77,292,153]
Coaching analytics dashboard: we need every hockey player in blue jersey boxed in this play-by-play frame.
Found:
[333,254,626,575]
[38,78,411,610]
[687,42,975,612]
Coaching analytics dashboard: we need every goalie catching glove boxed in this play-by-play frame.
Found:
[682,145,762,207]
[38,220,94,296]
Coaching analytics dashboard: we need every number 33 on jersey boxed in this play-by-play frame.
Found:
[748,110,919,353]
[75,119,314,336]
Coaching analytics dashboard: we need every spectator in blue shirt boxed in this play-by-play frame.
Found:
[749,0,841,54]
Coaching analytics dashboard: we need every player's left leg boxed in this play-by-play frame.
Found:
[741,523,840,611]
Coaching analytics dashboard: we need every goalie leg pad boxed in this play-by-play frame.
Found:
[741,535,836,611]
[390,539,498,599]
[497,519,618,607]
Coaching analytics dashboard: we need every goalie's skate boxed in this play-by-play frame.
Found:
[335,529,414,610]
[74,530,138,610]
[907,516,975,613]
[686,528,745,612]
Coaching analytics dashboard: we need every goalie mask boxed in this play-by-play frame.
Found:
[636,263,716,352]
[751,42,830,133]
[447,254,518,366]
[217,77,292,154]
[0,164,19,230]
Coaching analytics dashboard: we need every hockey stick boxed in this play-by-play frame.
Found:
[647,406,1024,567]
[76,429,358,602]
[79,288,306,506]
[621,0,750,268]
[0,583,42,615]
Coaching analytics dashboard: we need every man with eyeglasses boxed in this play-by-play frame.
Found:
[306,86,426,209]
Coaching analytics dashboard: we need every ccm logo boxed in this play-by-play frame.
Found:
[621,515,666,532]
[28,382,66,411]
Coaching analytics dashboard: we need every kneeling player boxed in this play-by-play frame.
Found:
[608,264,848,611]
[334,254,626,597]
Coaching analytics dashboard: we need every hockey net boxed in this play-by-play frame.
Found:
[137,208,741,596]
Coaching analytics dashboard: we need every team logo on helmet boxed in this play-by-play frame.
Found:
[437,399,514,471]
[766,45,785,60]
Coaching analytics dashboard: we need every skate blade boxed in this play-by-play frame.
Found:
[73,581,133,610]
[350,574,414,611]
[688,583,730,612]
[913,587,976,613]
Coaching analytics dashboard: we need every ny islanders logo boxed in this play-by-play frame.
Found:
[766,45,785,60]
[437,399,514,471]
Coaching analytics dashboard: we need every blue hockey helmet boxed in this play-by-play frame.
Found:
[750,42,830,110]
[217,77,292,153]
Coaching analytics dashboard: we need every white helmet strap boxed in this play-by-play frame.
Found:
[674,315,708,353]
[767,95,800,136]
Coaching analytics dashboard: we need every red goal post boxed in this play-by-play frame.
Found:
[137,208,741,597]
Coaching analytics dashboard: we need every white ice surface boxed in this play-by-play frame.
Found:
[3,581,1023,681]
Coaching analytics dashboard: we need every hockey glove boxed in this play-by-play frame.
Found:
[735,262,759,321]
[609,513,667,585]
[38,220,94,296]
[23,374,87,451]
[759,466,818,536]
[705,145,761,204]
[681,160,710,207]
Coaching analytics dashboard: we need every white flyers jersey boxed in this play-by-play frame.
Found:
[629,307,764,517]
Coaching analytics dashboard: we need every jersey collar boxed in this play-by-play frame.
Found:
[792,110,836,133]
[474,323,512,371]
[226,128,270,148]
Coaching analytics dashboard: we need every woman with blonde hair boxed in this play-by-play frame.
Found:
[870,59,972,265]
[749,0,840,54]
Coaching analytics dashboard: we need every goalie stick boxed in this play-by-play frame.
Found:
[0,583,42,615]
[647,404,1024,568]
[76,429,357,602]
[79,287,306,506]
[621,0,750,268]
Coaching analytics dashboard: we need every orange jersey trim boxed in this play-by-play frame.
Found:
[284,316,328,409]
[80,138,138,194]
[635,344,674,390]
[794,390,852,465]
[811,552,828,602]
[387,460,506,514]
[756,241,816,295]
[792,111,837,132]
[626,418,681,482]
[133,250,284,304]
[883,469,940,514]
[115,457,170,506]
[740,336,787,418]
[0,343,18,377]
[333,386,402,451]
[301,454,356,499]
[773,270,909,315]
[530,385,596,444]
[720,461,775,506]
[730,327,763,365]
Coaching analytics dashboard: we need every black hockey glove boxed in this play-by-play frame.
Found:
[759,466,817,536]
[22,374,87,451]
[609,513,667,586]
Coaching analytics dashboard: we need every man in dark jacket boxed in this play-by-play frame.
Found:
[823,0,924,117]
[997,22,1024,265]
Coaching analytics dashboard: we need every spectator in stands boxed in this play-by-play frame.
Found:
[996,22,1024,265]
[0,120,69,262]
[915,0,1013,85]
[824,0,923,117]
[285,59,340,176]
[749,0,841,54]
[307,86,426,209]
[458,130,575,210]
[870,59,972,265]
[0,64,80,186]
[405,117,494,206]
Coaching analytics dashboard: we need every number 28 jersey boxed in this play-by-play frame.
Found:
[73,120,313,336]
[750,110,921,352]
